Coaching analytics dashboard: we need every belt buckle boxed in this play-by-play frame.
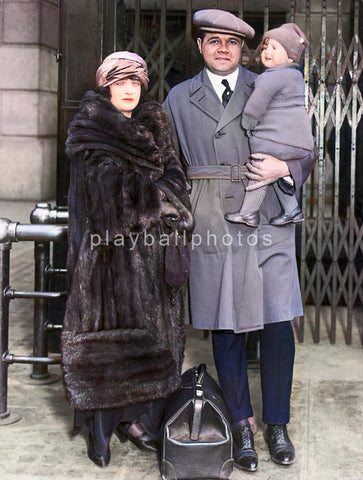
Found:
[230,164,241,182]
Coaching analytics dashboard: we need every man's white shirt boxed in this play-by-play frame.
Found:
[206,68,239,104]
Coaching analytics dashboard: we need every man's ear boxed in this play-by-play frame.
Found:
[197,37,202,54]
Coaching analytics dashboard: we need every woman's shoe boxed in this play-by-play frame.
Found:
[81,407,125,467]
[115,419,158,452]
[87,432,111,467]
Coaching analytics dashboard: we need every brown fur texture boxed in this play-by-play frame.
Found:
[62,90,192,410]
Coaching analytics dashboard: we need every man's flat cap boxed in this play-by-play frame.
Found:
[193,9,255,40]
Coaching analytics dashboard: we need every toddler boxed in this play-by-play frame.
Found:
[225,23,314,227]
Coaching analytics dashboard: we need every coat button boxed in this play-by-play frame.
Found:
[215,131,225,138]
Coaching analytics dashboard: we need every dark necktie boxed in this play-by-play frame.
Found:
[221,79,233,107]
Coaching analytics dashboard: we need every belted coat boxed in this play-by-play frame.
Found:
[164,66,315,333]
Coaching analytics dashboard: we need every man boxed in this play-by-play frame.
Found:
[163,9,315,473]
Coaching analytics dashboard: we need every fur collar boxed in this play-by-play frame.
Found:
[66,90,172,173]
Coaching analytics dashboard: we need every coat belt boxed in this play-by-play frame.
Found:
[187,164,247,182]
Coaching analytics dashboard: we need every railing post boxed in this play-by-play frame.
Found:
[0,218,21,425]
[29,203,67,383]
[31,240,51,380]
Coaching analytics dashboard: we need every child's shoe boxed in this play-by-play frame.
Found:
[269,206,303,226]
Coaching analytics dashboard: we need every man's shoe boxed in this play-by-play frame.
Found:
[224,211,260,227]
[115,419,158,452]
[265,424,295,465]
[269,206,303,226]
[233,424,258,472]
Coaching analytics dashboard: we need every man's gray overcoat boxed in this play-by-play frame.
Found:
[164,66,314,333]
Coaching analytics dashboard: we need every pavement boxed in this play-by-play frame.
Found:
[0,200,362,480]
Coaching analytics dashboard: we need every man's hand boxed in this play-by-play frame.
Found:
[245,153,290,191]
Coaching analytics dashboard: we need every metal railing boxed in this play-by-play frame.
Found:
[0,204,68,426]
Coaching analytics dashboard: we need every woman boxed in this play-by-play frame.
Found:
[61,51,193,467]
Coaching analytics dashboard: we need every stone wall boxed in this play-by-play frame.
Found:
[0,0,59,200]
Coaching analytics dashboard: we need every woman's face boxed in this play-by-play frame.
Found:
[109,78,142,117]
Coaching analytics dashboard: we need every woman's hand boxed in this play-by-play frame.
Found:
[245,154,290,191]
[161,200,180,229]
[161,200,179,218]
[178,210,194,232]
[158,188,166,200]
[161,200,194,232]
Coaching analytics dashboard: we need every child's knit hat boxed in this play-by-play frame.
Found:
[263,23,308,62]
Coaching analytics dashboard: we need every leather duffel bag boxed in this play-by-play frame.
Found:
[161,364,233,480]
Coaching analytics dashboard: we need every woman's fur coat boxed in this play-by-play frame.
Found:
[61,89,192,411]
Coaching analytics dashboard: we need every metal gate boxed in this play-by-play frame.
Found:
[113,0,363,345]
[298,0,363,345]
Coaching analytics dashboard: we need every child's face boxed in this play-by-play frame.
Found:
[261,38,290,68]
[109,78,141,117]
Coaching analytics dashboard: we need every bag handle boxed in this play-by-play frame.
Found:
[190,364,207,440]
[196,363,206,385]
